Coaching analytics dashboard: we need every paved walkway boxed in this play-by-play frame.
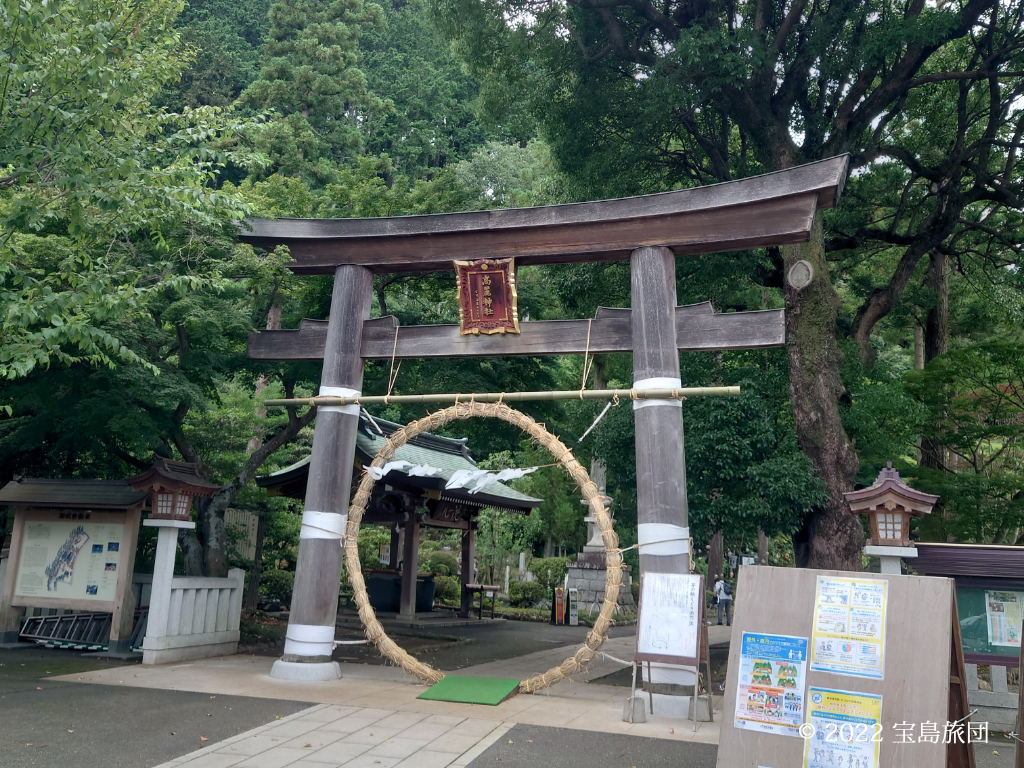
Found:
[53,635,721,768]
[43,623,1017,768]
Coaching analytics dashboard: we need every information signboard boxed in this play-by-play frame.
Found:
[14,517,125,603]
[810,576,888,680]
[955,584,1024,662]
[734,632,808,737]
[635,572,703,666]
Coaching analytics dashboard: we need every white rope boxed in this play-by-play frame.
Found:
[597,651,634,667]
[576,400,613,445]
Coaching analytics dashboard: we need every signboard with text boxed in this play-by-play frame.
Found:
[635,572,704,666]
[13,515,125,603]
[454,258,520,335]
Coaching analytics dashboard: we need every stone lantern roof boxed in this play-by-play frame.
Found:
[844,462,939,518]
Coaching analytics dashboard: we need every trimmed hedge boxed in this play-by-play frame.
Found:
[530,556,572,591]
[434,574,461,604]
[508,580,546,607]
[260,569,294,605]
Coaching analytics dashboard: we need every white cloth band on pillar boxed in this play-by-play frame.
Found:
[300,511,347,540]
[283,623,336,657]
[637,523,690,556]
[318,386,360,416]
[632,377,683,410]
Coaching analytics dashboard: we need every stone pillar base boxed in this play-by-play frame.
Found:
[270,660,342,681]
[623,695,647,723]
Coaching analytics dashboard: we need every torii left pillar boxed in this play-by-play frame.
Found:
[271,265,372,681]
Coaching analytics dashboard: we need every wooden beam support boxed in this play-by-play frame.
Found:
[460,527,475,619]
[276,264,372,677]
[399,513,420,618]
[631,246,691,577]
[247,304,785,361]
[238,157,848,274]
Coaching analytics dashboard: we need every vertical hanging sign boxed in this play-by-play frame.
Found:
[454,258,521,335]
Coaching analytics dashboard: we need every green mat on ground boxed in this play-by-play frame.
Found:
[417,675,520,705]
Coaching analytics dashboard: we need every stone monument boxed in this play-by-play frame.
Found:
[566,460,635,612]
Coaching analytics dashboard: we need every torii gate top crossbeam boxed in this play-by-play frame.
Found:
[239,156,849,274]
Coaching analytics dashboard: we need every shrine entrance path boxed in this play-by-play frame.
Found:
[240,618,639,672]
[0,646,310,768]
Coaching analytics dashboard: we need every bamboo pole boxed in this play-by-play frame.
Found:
[264,386,741,408]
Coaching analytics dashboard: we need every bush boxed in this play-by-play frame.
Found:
[508,580,546,607]
[423,551,460,577]
[531,557,572,591]
[260,569,294,605]
[434,574,461,604]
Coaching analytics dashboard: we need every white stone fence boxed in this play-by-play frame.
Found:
[142,568,245,664]
[140,518,244,664]
[964,662,1019,732]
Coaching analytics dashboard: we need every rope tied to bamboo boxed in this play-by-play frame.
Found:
[343,401,622,694]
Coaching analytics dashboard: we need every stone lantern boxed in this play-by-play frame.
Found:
[127,456,220,521]
[844,462,939,574]
[127,458,221,654]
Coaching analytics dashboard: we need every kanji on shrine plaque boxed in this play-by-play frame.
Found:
[454,257,520,335]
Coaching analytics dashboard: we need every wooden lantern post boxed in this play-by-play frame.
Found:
[844,462,939,574]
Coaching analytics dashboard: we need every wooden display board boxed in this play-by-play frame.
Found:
[717,566,974,768]
[0,508,141,646]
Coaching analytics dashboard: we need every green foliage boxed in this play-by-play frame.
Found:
[530,557,571,591]
[907,337,1024,543]
[240,0,385,181]
[162,0,272,108]
[0,0,257,381]
[357,526,392,571]
[422,551,459,577]
[508,580,545,607]
[260,568,295,603]
[359,0,493,179]
[433,574,461,604]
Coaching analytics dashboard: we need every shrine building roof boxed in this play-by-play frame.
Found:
[0,478,149,509]
[258,413,542,513]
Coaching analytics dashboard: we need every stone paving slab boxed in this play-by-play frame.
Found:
[161,704,513,768]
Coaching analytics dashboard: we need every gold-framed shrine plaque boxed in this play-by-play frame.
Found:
[454,257,520,335]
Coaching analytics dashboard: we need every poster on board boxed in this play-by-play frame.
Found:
[733,632,808,737]
[636,572,702,664]
[14,519,124,602]
[801,687,882,768]
[810,576,887,680]
[985,590,1023,648]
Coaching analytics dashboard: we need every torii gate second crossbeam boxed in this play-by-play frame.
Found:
[242,156,849,682]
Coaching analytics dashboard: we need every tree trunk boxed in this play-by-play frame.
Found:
[708,530,724,582]
[924,250,949,363]
[757,529,769,565]
[244,511,269,610]
[247,303,283,455]
[783,218,863,570]
[920,250,949,473]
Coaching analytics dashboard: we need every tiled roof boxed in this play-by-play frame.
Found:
[259,415,541,510]
[0,478,149,509]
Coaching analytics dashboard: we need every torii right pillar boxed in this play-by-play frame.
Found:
[630,245,698,714]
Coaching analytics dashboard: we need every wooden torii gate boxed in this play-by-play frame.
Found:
[243,156,849,681]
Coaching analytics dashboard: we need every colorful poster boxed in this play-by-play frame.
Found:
[734,632,808,737]
[14,519,124,602]
[802,688,882,768]
[985,590,1023,648]
[810,577,887,680]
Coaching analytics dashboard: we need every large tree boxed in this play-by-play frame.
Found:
[434,0,1024,568]
[240,0,385,181]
